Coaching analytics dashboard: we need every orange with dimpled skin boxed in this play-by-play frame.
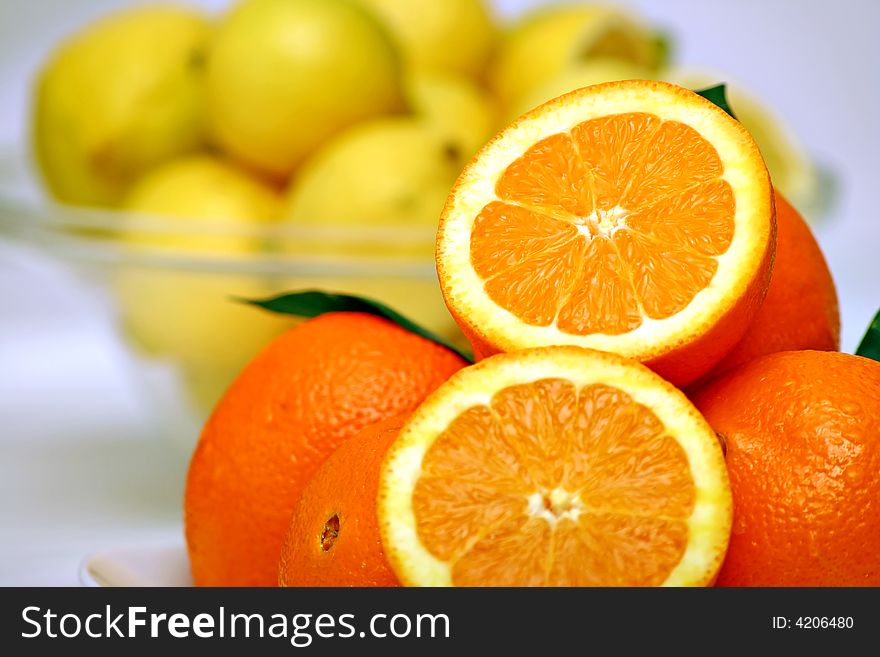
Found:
[185,312,466,587]
[693,350,880,586]
[278,416,403,587]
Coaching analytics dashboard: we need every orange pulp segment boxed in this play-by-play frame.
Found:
[379,347,732,587]
[484,113,733,334]
[437,80,775,386]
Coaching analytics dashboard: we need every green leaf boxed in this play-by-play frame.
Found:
[239,290,474,363]
[856,309,880,362]
[694,84,738,120]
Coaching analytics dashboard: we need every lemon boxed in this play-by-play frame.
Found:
[32,6,209,207]
[207,0,404,178]
[120,155,281,252]
[284,117,465,232]
[407,72,498,161]
[284,117,464,346]
[281,117,465,341]
[666,68,820,216]
[353,0,495,76]
[505,58,653,122]
[488,4,662,108]
[114,156,294,413]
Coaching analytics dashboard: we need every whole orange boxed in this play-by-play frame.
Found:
[279,416,403,587]
[692,350,880,586]
[708,192,839,377]
[184,312,466,586]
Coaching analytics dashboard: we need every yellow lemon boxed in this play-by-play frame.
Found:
[207,0,404,178]
[284,117,465,233]
[32,6,209,207]
[488,4,662,108]
[353,0,496,76]
[282,116,466,344]
[120,155,281,252]
[407,72,498,162]
[114,156,294,413]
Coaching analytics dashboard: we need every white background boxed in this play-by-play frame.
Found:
[1,0,878,584]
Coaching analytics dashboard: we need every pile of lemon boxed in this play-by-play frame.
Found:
[32,0,817,415]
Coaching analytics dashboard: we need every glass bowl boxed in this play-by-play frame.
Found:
[0,150,457,450]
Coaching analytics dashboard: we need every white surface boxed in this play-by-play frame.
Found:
[1,0,879,586]
[80,540,191,587]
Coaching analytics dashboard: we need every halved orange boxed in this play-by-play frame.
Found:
[378,347,732,587]
[436,80,775,386]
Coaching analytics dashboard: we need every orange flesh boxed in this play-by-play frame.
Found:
[412,379,696,586]
[472,112,735,334]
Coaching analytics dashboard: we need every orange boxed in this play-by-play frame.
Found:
[379,346,732,586]
[436,80,775,387]
[692,350,880,586]
[184,312,466,586]
[279,416,403,587]
[706,192,839,378]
